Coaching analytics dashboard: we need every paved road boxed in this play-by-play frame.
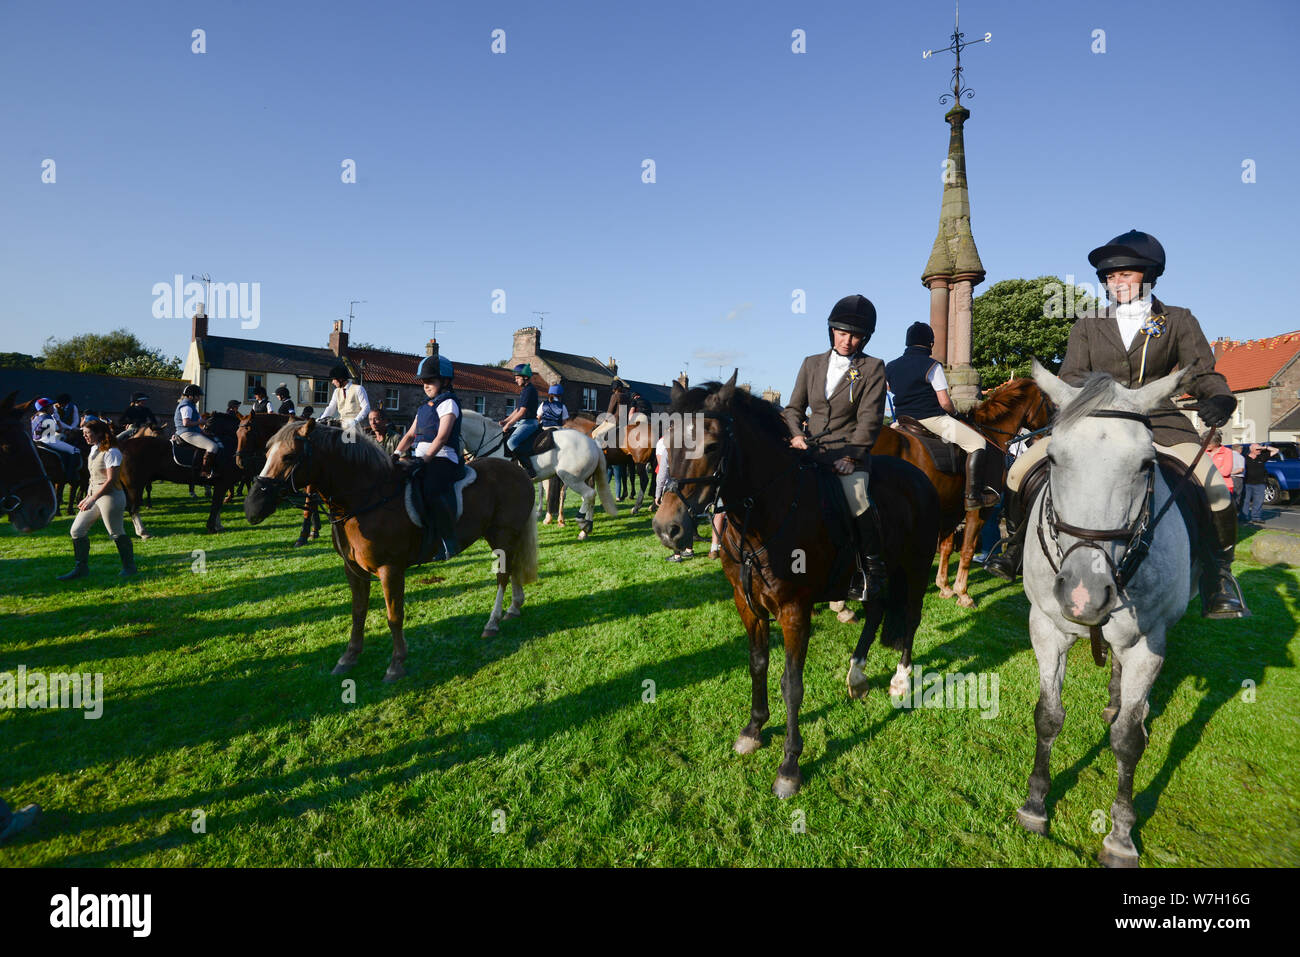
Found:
[1253,501,1300,533]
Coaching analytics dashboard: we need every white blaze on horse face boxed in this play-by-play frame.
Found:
[260,440,287,478]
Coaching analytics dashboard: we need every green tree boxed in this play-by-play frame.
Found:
[106,351,184,379]
[41,328,148,374]
[971,276,1096,386]
[0,352,41,369]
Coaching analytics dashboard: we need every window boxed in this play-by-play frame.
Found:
[384,388,399,412]
[474,396,485,414]
[1233,404,1244,428]
[582,386,597,411]
[505,398,516,412]
[299,380,313,404]
[246,373,264,402]
[314,380,330,404]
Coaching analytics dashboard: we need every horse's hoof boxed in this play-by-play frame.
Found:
[504,607,521,620]
[848,682,870,701]
[1102,706,1119,725]
[631,507,640,517]
[957,594,976,609]
[1016,806,1048,835]
[888,673,911,697]
[331,662,356,676]
[772,775,802,799]
[482,625,499,639]
[733,734,762,756]
[542,515,552,525]
[1099,843,1140,869]
[382,668,405,683]
[937,587,954,599]
[577,530,588,541]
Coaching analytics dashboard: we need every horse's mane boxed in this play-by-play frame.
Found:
[1054,373,1132,430]
[671,381,791,445]
[268,420,395,477]
[972,378,1035,425]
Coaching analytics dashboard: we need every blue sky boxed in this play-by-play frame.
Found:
[2,0,1297,395]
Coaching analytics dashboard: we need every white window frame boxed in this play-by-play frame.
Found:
[384,388,400,412]
[582,386,597,411]
[474,396,486,414]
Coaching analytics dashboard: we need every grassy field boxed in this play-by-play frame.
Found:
[1,483,1297,867]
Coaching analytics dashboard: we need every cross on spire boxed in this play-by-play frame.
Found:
[922,1,992,105]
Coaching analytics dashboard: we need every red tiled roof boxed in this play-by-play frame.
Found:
[1214,332,1300,392]
[348,347,544,394]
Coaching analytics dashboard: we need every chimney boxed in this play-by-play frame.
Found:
[329,319,349,357]
[426,338,438,357]
[608,356,618,376]
[513,326,540,361]
[676,371,689,390]
[191,306,208,342]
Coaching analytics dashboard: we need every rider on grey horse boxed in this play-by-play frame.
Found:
[986,229,1248,619]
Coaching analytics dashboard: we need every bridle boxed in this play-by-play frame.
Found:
[253,428,402,525]
[1,426,56,515]
[967,390,1054,453]
[661,411,734,529]
[1037,408,1205,594]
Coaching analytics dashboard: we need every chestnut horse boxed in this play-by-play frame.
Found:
[560,414,653,517]
[245,419,539,682]
[1,392,58,532]
[653,375,940,798]
[870,378,1052,608]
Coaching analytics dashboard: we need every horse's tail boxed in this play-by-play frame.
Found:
[515,501,540,585]
[593,456,618,516]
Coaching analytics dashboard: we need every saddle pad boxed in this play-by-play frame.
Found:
[171,440,201,470]
[404,465,477,528]
[530,428,557,456]
[894,418,962,474]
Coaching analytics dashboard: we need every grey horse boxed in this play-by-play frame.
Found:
[1017,360,1197,868]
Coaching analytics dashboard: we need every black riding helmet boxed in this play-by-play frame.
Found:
[181,384,203,398]
[1088,229,1166,286]
[329,365,351,383]
[826,294,877,347]
[905,321,935,349]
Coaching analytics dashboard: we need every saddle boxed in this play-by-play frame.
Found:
[505,425,556,461]
[170,436,202,470]
[894,416,962,473]
[404,460,477,565]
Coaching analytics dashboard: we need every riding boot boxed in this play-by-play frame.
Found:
[846,508,887,602]
[1201,505,1251,619]
[517,454,537,480]
[984,458,1048,582]
[56,537,91,581]
[113,534,136,577]
[964,448,1001,510]
[431,493,459,561]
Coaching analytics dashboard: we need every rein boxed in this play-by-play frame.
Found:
[1037,409,1212,593]
[664,412,818,621]
[255,431,404,525]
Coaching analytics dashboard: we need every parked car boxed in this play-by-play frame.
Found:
[1231,441,1300,504]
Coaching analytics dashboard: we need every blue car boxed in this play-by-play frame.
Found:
[1232,441,1300,505]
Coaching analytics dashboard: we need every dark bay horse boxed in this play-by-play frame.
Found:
[118,413,241,534]
[871,378,1052,608]
[652,374,940,798]
[34,444,85,518]
[2,392,57,532]
[245,419,539,681]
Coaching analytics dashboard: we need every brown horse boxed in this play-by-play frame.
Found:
[870,378,1052,608]
[1,392,57,532]
[560,414,653,516]
[245,419,539,681]
[118,413,242,534]
[653,375,940,798]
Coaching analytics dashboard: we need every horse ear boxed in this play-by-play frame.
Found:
[717,369,738,404]
[1131,366,1191,414]
[297,418,315,437]
[1032,358,1077,410]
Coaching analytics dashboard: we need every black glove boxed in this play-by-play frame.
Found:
[1197,394,1236,429]
[391,452,406,465]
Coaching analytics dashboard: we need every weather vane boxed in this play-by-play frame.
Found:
[922,1,991,105]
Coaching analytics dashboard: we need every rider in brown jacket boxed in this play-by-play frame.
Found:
[783,294,888,600]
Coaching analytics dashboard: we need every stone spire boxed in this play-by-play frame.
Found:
[921,3,991,410]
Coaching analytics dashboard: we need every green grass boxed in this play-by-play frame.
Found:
[1,484,1297,867]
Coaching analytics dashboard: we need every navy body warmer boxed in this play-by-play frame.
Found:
[885,347,945,420]
[415,390,463,453]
